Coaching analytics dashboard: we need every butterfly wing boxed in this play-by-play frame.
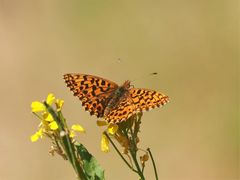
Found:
[105,88,169,123]
[104,96,136,123]
[64,74,118,117]
[129,88,169,112]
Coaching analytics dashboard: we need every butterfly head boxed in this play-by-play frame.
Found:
[122,80,131,89]
[114,80,131,97]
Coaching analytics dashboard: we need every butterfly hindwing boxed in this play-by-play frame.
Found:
[105,88,169,123]
[105,96,135,123]
[82,95,113,117]
[129,88,169,112]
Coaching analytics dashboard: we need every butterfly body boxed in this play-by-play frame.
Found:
[104,81,130,117]
[64,74,169,124]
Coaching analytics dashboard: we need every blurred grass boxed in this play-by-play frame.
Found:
[0,0,238,180]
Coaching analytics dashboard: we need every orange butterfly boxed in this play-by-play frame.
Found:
[64,74,169,123]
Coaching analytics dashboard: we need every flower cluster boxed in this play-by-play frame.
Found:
[97,112,150,178]
[30,93,105,180]
[97,113,142,152]
[30,93,158,180]
[97,120,118,152]
[30,93,85,142]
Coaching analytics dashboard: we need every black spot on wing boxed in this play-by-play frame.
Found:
[101,80,106,86]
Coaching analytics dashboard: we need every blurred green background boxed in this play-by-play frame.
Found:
[0,0,238,180]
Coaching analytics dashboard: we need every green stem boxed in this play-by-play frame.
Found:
[147,148,158,180]
[104,132,137,173]
[129,149,145,180]
[44,102,87,180]
[141,163,145,174]
[128,129,145,180]
[64,130,84,180]
[32,112,44,120]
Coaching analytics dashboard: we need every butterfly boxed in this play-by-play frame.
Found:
[63,74,169,124]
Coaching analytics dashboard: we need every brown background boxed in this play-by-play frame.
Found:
[0,1,238,180]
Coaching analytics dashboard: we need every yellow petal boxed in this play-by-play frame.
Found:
[71,124,85,133]
[97,120,108,126]
[69,130,76,138]
[30,129,43,142]
[49,121,58,130]
[30,133,40,142]
[46,93,55,105]
[107,124,118,135]
[31,101,46,112]
[101,133,110,152]
[56,99,64,111]
[43,112,54,122]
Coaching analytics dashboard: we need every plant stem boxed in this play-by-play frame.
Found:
[104,132,137,173]
[128,128,145,180]
[129,148,145,180]
[64,131,85,180]
[147,148,158,180]
[44,102,87,180]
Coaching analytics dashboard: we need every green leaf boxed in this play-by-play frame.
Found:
[75,142,105,180]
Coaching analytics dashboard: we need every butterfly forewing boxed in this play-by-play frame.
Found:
[64,74,118,117]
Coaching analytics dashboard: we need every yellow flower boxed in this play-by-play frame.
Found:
[30,128,43,142]
[30,93,59,142]
[107,124,118,135]
[70,124,85,138]
[31,93,56,112]
[96,120,108,126]
[97,120,118,135]
[101,133,110,152]
[69,131,76,138]
[56,99,64,111]
[46,93,55,105]
[30,93,85,144]
[43,112,54,122]
[97,120,118,152]
[31,101,46,112]
[71,124,85,133]
[49,121,58,130]
[42,112,58,130]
